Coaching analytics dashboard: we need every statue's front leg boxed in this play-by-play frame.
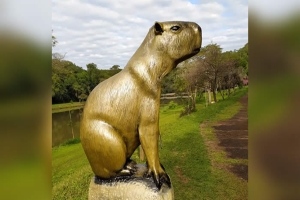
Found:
[139,123,171,190]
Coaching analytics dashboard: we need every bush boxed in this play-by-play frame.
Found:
[168,101,178,109]
[61,138,81,146]
[180,104,196,117]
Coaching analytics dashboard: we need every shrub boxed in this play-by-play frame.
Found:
[168,101,178,109]
[61,138,81,146]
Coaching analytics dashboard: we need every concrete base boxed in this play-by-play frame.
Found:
[88,164,174,200]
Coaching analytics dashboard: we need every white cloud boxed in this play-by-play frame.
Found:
[1,0,51,44]
[250,0,300,20]
[52,0,248,69]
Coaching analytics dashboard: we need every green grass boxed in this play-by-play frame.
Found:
[52,102,84,113]
[52,87,248,200]
[158,87,248,199]
[52,144,92,200]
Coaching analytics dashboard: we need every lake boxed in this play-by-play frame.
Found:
[52,98,188,147]
[52,109,82,147]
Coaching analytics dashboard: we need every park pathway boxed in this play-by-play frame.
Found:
[213,94,248,180]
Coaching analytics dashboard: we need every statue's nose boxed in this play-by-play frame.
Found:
[193,23,202,34]
[197,25,202,34]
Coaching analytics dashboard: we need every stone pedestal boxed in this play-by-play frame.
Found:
[89,164,174,200]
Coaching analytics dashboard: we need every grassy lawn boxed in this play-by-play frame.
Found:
[52,87,248,200]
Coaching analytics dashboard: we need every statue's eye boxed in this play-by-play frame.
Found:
[170,26,181,31]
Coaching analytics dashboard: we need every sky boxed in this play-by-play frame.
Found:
[52,0,248,69]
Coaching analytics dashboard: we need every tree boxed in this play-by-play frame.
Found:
[75,70,89,98]
[52,51,67,59]
[237,43,248,78]
[237,43,248,71]
[86,63,101,92]
[170,57,207,115]
[180,63,200,112]
[51,33,104,103]
[200,43,223,103]
[161,69,178,93]
[218,51,238,99]
[52,57,89,103]
[52,73,67,100]
[110,65,120,70]
[167,42,248,108]
[52,31,58,47]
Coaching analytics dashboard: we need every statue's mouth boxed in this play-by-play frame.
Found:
[175,47,201,66]
[192,47,201,54]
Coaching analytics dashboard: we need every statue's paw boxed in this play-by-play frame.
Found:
[117,159,137,176]
[145,169,171,190]
[125,159,137,172]
[156,172,171,190]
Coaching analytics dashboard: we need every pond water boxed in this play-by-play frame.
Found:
[52,109,82,147]
[52,99,188,147]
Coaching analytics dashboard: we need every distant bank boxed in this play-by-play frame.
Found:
[52,102,85,113]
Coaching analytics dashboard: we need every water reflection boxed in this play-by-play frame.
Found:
[52,109,82,147]
[52,99,187,147]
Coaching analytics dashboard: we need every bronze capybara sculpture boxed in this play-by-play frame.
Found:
[80,21,202,190]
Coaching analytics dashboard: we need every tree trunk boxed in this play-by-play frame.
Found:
[191,88,197,110]
[207,88,211,104]
[212,75,218,103]
[204,90,208,107]
[198,90,203,100]
[219,87,225,100]
[212,90,217,103]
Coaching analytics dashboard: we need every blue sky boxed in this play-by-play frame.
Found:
[52,0,248,69]
[188,0,198,4]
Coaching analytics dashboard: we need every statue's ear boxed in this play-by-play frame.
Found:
[154,22,164,35]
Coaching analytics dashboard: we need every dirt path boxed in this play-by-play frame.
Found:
[213,94,248,180]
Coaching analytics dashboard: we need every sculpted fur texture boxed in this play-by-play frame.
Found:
[80,21,202,190]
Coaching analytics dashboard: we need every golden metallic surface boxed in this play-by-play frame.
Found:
[80,21,202,189]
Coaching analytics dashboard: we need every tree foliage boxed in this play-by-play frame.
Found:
[51,31,124,103]
[52,57,121,103]
[52,60,122,103]
[110,65,120,70]
[51,37,247,105]
[160,42,248,112]
[52,31,58,47]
